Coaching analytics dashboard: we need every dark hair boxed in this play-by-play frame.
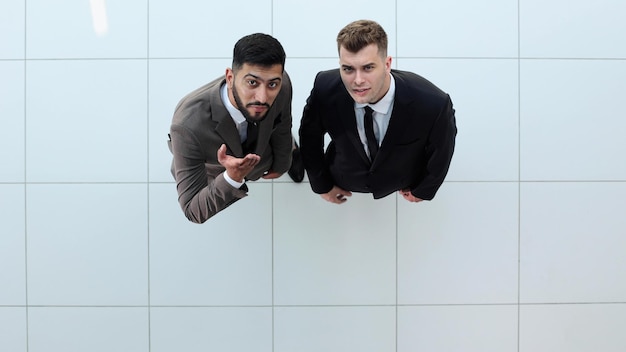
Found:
[336,20,388,57]
[232,33,286,72]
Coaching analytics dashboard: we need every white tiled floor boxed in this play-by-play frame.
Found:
[25,60,148,183]
[26,0,147,59]
[149,0,272,58]
[520,182,626,304]
[274,306,396,352]
[520,59,626,181]
[0,308,27,352]
[398,305,518,352]
[398,182,519,305]
[520,0,626,58]
[0,0,25,59]
[273,185,397,306]
[26,184,149,306]
[150,307,273,352]
[0,61,25,182]
[274,0,397,58]
[520,304,626,352]
[3,0,626,351]
[397,0,519,58]
[28,307,149,352]
[149,183,273,306]
[0,185,26,305]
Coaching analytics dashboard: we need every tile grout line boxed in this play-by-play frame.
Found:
[23,1,30,352]
[8,56,626,61]
[271,4,275,352]
[16,301,626,308]
[146,0,152,351]
[517,1,522,351]
[395,4,400,351]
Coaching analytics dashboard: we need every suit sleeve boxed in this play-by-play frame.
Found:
[169,124,247,224]
[412,95,457,200]
[299,73,336,194]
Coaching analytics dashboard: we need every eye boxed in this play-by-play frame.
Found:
[342,67,354,73]
[268,81,280,89]
[247,79,258,86]
[364,65,374,71]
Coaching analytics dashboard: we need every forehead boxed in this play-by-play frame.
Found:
[236,63,283,80]
[339,43,382,66]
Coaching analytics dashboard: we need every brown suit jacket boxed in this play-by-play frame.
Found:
[169,73,293,223]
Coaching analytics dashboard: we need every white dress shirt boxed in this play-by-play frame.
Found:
[354,74,395,158]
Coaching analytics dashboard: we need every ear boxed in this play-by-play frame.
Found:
[385,56,392,72]
[225,68,234,88]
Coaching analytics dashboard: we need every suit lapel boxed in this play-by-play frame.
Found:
[372,72,415,167]
[209,80,245,156]
[373,102,407,166]
[336,95,371,165]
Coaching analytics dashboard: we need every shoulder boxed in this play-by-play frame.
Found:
[172,76,224,126]
[392,70,446,95]
[392,70,450,106]
[310,69,345,99]
[314,69,342,86]
[280,70,293,90]
[278,71,293,98]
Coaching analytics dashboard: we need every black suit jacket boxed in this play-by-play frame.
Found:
[299,69,457,200]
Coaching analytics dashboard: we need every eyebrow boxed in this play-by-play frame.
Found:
[341,63,376,69]
[244,73,282,83]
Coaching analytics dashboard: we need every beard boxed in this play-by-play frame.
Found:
[232,84,271,123]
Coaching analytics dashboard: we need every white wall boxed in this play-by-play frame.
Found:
[2,0,626,351]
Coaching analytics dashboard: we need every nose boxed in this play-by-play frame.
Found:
[255,86,268,103]
[354,70,365,85]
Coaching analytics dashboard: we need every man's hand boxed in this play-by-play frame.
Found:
[399,189,423,203]
[217,144,260,182]
[321,186,352,204]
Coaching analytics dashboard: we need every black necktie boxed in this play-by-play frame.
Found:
[363,106,378,161]
[243,121,258,154]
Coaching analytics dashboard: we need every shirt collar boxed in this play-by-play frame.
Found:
[355,73,395,114]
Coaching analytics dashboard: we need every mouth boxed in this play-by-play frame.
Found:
[248,103,269,114]
[353,88,370,96]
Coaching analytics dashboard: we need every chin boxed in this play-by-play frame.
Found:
[350,95,368,104]
[249,113,267,121]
